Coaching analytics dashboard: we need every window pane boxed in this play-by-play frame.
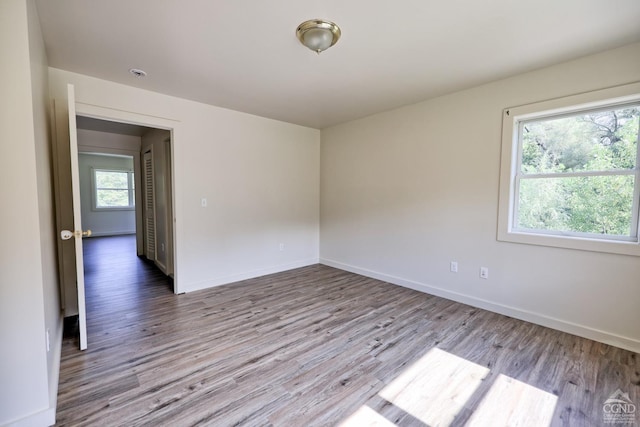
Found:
[521,106,639,174]
[97,189,129,207]
[517,175,635,236]
[96,170,128,189]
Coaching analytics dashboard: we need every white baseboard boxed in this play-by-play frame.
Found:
[3,408,54,427]
[320,258,640,354]
[155,259,167,275]
[181,258,320,293]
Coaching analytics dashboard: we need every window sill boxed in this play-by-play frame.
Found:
[497,229,640,257]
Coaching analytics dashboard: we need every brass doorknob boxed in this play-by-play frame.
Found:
[61,230,92,240]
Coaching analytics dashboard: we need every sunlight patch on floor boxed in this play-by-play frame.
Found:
[466,374,557,427]
[338,405,397,427]
[378,347,490,426]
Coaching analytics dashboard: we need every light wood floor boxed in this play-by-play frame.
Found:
[56,236,640,426]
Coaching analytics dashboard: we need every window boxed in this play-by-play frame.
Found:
[498,82,640,256]
[93,169,135,209]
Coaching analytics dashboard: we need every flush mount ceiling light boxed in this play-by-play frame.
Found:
[296,19,341,54]
[129,68,147,78]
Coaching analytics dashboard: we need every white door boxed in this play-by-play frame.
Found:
[66,84,89,350]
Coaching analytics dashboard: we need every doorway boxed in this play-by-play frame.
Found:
[75,116,174,277]
[54,109,177,325]
[52,93,181,350]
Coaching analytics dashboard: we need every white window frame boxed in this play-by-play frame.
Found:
[497,82,640,256]
[92,168,135,211]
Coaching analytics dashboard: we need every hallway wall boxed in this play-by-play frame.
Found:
[78,153,136,236]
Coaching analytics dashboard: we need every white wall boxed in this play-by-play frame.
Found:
[28,0,62,420]
[78,152,136,236]
[321,42,640,352]
[0,0,60,425]
[77,126,144,256]
[77,127,142,152]
[49,68,320,293]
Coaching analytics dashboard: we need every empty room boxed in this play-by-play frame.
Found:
[1,0,639,426]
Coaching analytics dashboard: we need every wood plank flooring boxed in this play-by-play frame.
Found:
[56,235,640,426]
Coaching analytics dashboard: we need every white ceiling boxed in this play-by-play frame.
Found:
[35,0,640,129]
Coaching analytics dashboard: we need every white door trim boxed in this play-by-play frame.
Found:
[73,102,182,294]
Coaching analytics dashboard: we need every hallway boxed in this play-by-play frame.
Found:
[82,235,173,322]
[59,234,173,361]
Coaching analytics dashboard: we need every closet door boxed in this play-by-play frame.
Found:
[143,150,156,261]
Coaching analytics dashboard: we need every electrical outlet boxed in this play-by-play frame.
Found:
[450,261,458,273]
[279,243,285,251]
[161,243,165,252]
[480,267,489,279]
[201,198,207,207]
